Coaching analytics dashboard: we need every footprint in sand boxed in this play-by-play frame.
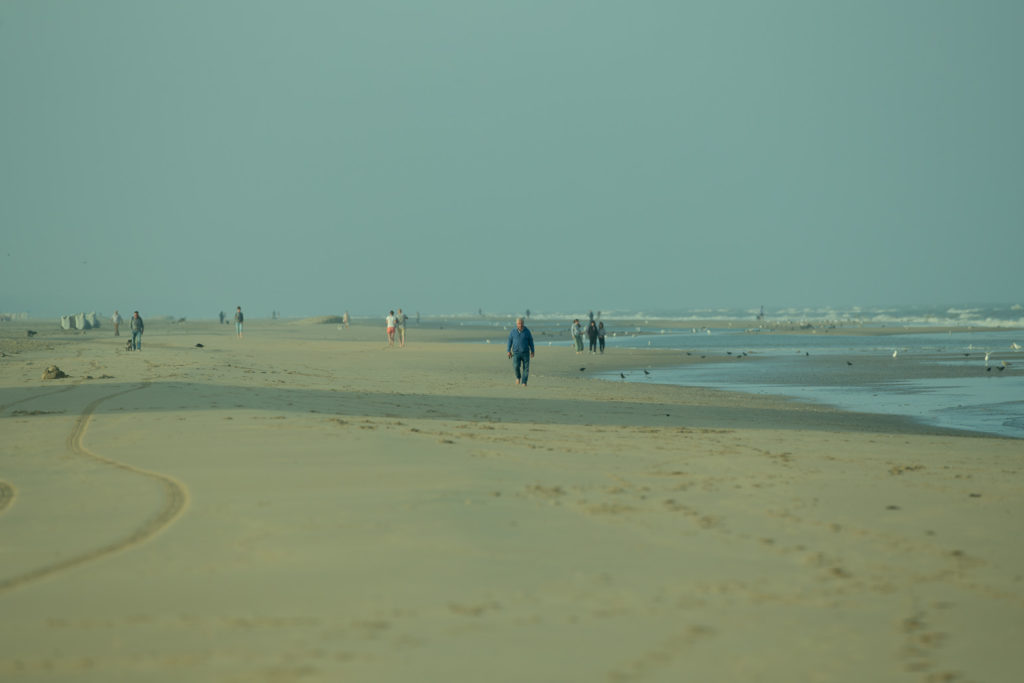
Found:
[0,480,15,514]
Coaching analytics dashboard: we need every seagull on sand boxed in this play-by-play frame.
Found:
[985,351,992,367]
[1012,342,1022,351]
[643,368,650,375]
[892,349,899,359]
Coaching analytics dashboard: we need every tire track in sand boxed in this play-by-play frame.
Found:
[0,385,79,521]
[0,383,190,594]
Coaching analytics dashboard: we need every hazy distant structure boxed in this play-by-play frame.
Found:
[59,312,100,331]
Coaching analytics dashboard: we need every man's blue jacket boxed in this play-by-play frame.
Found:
[507,326,535,354]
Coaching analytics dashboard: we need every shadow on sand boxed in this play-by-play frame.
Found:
[0,380,981,437]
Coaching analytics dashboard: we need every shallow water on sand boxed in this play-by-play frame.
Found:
[597,329,1024,438]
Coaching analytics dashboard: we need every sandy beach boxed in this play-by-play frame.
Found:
[1,317,1021,682]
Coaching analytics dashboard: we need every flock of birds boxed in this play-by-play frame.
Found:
[980,349,1013,372]
[600,341,1021,379]
[856,343,1020,372]
[955,343,1020,372]
[860,344,1018,371]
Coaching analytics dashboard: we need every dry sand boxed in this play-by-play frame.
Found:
[1,318,1021,682]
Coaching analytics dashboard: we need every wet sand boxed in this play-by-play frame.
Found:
[1,318,1022,682]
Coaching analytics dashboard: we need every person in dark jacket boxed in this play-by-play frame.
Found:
[129,311,144,351]
[506,317,536,387]
[586,320,599,353]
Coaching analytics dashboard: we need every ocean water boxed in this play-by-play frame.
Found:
[594,327,1024,439]
[456,302,1024,329]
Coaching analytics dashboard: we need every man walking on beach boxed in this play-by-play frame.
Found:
[507,317,535,386]
[112,310,122,337]
[129,311,144,351]
[234,306,244,338]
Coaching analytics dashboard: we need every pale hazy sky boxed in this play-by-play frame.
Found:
[2,1,1021,319]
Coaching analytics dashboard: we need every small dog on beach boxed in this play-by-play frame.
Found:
[125,339,134,352]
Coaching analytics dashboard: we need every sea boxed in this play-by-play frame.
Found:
[467,303,1024,439]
